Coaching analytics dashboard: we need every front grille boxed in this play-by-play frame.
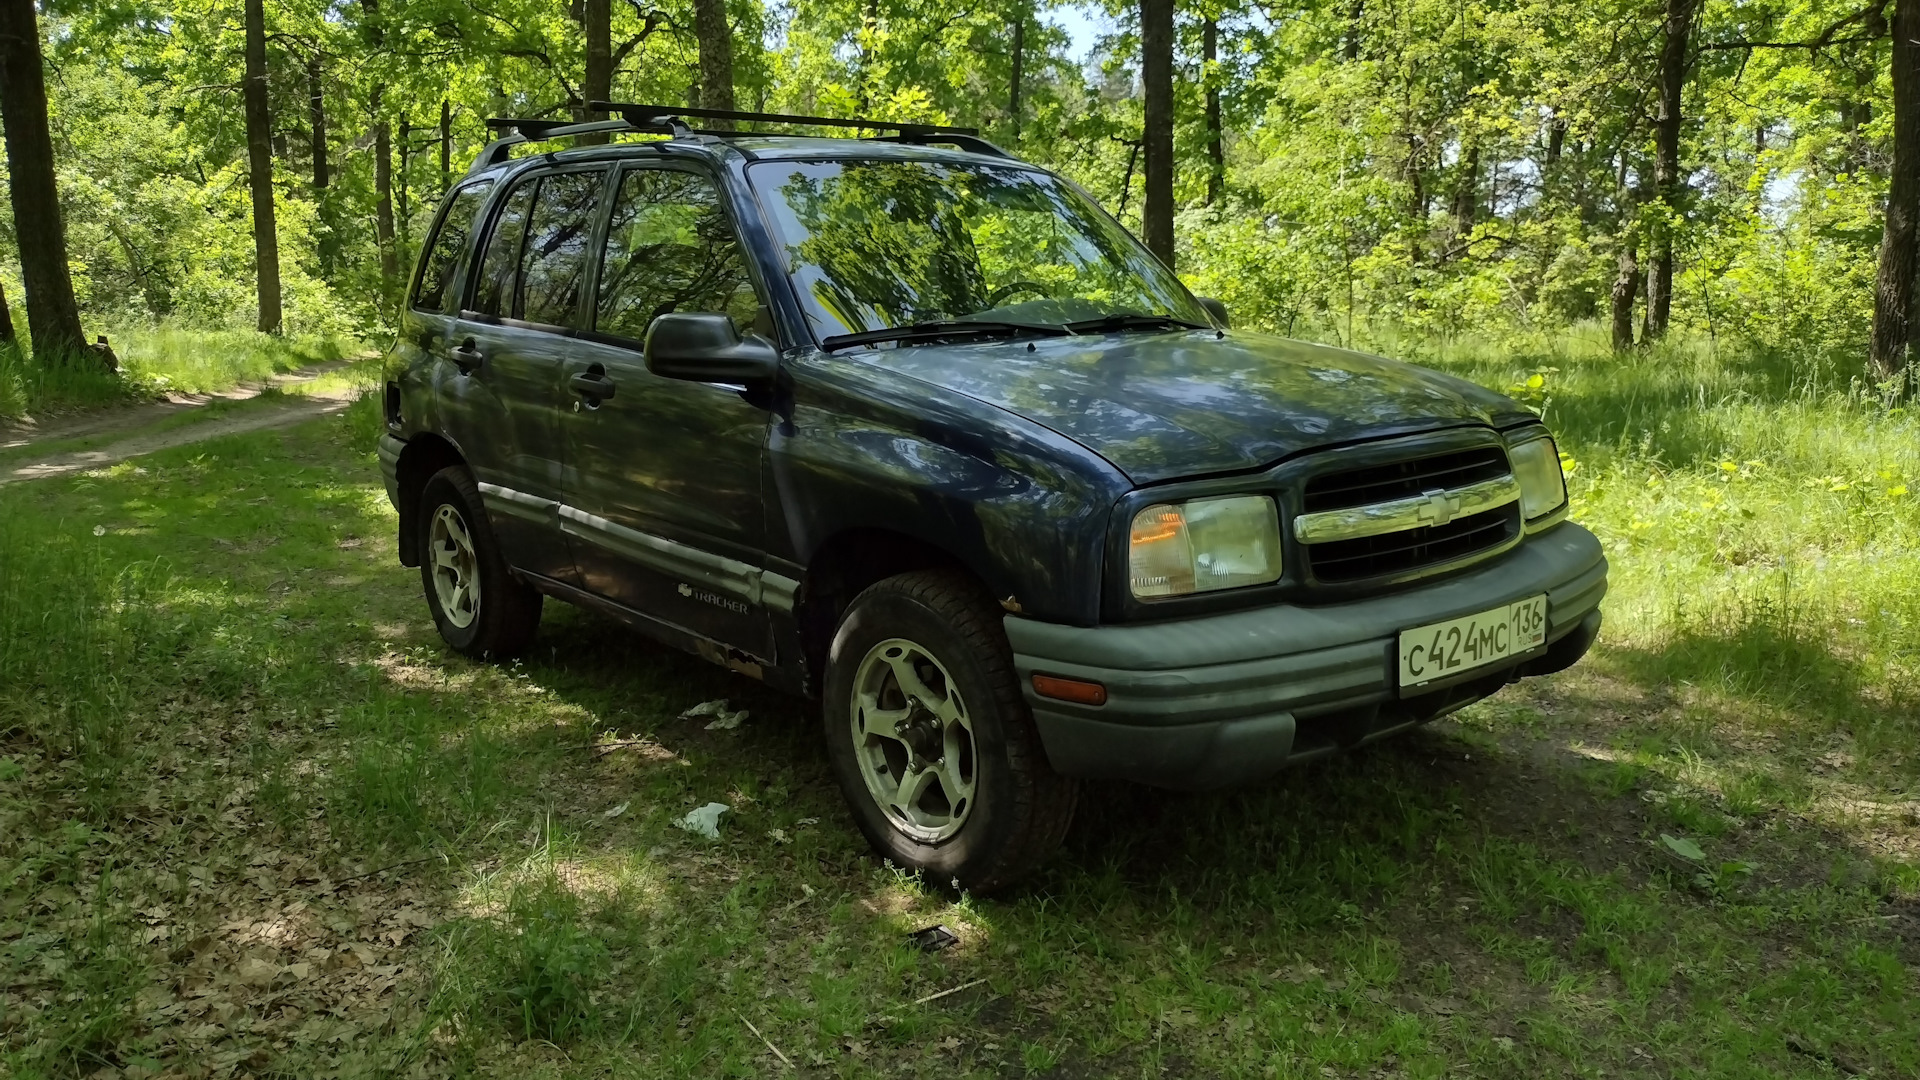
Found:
[1304,505,1519,582]
[1303,446,1510,513]
[1298,442,1519,584]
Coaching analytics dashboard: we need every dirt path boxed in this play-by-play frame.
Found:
[0,359,359,453]
[0,365,362,487]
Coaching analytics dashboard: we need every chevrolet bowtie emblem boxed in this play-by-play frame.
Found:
[1415,488,1462,527]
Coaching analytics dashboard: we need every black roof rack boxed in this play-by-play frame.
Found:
[468,104,1014,174]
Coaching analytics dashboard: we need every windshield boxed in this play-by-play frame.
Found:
[748,158,1211,344]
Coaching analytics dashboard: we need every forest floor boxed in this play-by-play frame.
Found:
[1,335,1917,1079]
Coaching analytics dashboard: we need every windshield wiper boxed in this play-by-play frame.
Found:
[1062,312,1209,335]
[821,319,1068,352]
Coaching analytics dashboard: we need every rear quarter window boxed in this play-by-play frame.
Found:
[411,180,494,314]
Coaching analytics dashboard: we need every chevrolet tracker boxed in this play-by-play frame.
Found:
[377,104,1607,891]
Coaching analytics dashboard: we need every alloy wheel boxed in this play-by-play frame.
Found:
[849,637,978,842]
[427,503,482,628]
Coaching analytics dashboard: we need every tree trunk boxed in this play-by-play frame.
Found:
[1872,0,1920,384]
[1203,18,1223,205]
[579,0,611,142]
[1008,8,1025,139]
[1611,233,1639,352]
[1452,145,1479,233]
[693,0,735,124]
[374,109,397,287]
[397,116,411,250]
[0,280,15,345]
[1343,0,1364,61]
[1546,112,1565,165]
[244,0,282,334]
[1140,0,1175,267]
[440,98,451,189]
[1645,0,1697,342]
[307,54,328,189]
[0,0,86,358]
[360,0,396,289]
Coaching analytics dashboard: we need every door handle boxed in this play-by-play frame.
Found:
[449,339,484,375]
[569,368,616,403]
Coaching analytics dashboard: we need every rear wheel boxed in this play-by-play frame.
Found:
[823,570,1077,892]
[417,466,541,659]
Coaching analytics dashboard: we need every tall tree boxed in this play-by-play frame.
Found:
[1009,5,1026,140]
[243,0,281,334]
[359,0,396,288]
[1872,0,1920,384]
[439,98,451,189]
[693,0,735,121]
[0,0,86,358]
[1141,0,1176,266]
[578,0,612,142]
[1202,16,1223,204]
[307,53,328,189]
[1644,0,1697,341]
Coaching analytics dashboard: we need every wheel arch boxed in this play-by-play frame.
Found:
[794,527,992,695]
[394,433,467,567]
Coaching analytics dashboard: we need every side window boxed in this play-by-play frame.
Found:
[471,179,536,317]
[596,169,761,343]
[518,172,605,327]
[412,180,493,313]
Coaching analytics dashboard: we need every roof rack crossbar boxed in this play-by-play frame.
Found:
[869,132,1016,159]
[468,116,676,173]
[466,105,1006,175]
[588,101,978,137]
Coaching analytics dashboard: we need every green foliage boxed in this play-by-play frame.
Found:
[0,0,1902,378]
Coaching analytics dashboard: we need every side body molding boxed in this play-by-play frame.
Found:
[478,482,798,615]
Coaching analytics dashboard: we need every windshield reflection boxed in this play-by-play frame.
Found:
[749,159,1209,346]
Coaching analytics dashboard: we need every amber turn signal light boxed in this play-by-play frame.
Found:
[1031,674,1108,706]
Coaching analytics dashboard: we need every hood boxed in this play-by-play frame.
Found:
[863,330,1528,484]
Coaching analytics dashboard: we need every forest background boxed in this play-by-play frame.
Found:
[2,0,1918,393]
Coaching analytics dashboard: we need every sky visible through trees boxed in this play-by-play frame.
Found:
[3,0,1920,387]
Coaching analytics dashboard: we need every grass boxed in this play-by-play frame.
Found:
[0,327,365,420]
[0,329,1914,1077]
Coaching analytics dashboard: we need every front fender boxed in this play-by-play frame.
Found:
[772,353,1129,625]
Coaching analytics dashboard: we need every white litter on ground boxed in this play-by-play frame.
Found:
[680,699,749,730]
[675,802,731,839]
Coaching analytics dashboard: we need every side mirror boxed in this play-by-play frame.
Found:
[1196,296,1231,330]
[644,313,781,384]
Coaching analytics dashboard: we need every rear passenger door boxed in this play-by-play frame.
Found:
[558,164,775,658]
[443,167,610,585]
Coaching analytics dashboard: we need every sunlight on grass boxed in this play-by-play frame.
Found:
[111,326,364,396]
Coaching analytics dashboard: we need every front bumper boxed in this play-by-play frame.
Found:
[1006,522,1607,790]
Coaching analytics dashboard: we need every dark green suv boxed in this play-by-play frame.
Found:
[378,104,1606,891]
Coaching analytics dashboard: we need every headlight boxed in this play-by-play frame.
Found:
[1509,434,1567,522]
[1129,494,1282,599]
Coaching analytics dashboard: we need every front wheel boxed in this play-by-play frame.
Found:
[823,570,1077,893]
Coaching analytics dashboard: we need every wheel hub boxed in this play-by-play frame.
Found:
[427,503,482,629]
[849,638,978,842]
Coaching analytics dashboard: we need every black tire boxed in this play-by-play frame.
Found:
[823,569,1077,893]
[417,465,542,660]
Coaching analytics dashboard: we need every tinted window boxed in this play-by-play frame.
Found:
[518,172,605,327]
[471,179,536,317]
[412,181,493,313]
[596,169,760,342]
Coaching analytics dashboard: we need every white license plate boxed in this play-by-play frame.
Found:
[1398,595,1547,690]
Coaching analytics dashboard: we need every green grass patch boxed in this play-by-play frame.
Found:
[0,327,366,420]
[0,331,1914,1076]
